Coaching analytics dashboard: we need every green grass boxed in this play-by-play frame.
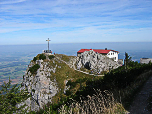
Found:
[47,55,98,104]
[13,54,152,113]
[28,64,40,75]
[49,55,55,59]
[117,70,152,109]
[55,54,75,62]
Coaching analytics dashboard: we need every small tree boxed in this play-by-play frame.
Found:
[0,77,30,113]
[33,57,37,62]
[49,55,55,60]
[28,64,40,74]
[39,54,46,60]
[124,52,132,70]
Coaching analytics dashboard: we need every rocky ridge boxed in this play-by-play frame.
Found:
[19,51,121,112]
[19,59,58,111]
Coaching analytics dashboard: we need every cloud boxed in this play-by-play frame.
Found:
[0,0,26,4]
[0,0,152,44]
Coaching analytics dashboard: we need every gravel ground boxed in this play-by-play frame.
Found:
[129,76,152,114]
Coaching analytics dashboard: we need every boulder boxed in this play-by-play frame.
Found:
[76,50,120,74]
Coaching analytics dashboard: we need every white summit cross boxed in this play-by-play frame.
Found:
[46,38,51,53]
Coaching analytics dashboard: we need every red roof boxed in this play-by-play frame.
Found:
[77,49,119,54]
[77,49,92,53]
[93,49,111,54]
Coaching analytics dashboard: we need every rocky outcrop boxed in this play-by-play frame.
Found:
[76,50,120,74]
[67,57,77,69]
[19,59,58,112]
[18,52,120,112]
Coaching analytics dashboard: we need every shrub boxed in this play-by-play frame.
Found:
[33,57,37,62]
[104,62,152,89]
[28,64,40,74]
[66,80,72,86]
[65,90,72,96]
[32,89,35,93]
[58,90,127,114]
[49,55,55,60]
[39,54,46,60]
[66,80,77,89]
[75,78,87,83]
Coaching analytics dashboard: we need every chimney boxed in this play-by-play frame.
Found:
[105,48,107,50]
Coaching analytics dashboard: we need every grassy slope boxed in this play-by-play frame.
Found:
[34,54,152,113]
[35,54,127,113]
[46,54,100,104]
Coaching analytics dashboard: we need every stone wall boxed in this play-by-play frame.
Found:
[140,58,152,64]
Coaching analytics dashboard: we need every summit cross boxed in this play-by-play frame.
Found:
[46,38,51,53]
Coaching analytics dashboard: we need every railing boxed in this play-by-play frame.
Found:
[43,50,52,53]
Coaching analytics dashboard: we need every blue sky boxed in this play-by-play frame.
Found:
[0,0,152,45]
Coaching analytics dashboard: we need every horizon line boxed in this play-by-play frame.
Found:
[1,41,152,46]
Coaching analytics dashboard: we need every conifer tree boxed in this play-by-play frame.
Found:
[0,77,30,113]
[124,52,132,70]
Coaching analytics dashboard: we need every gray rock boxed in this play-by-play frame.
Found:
[76,50,120,74]
[19,60,58,112]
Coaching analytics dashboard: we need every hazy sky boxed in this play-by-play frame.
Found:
[0,0,152,45]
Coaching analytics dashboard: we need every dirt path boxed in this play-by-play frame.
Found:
[128,76,152,114]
